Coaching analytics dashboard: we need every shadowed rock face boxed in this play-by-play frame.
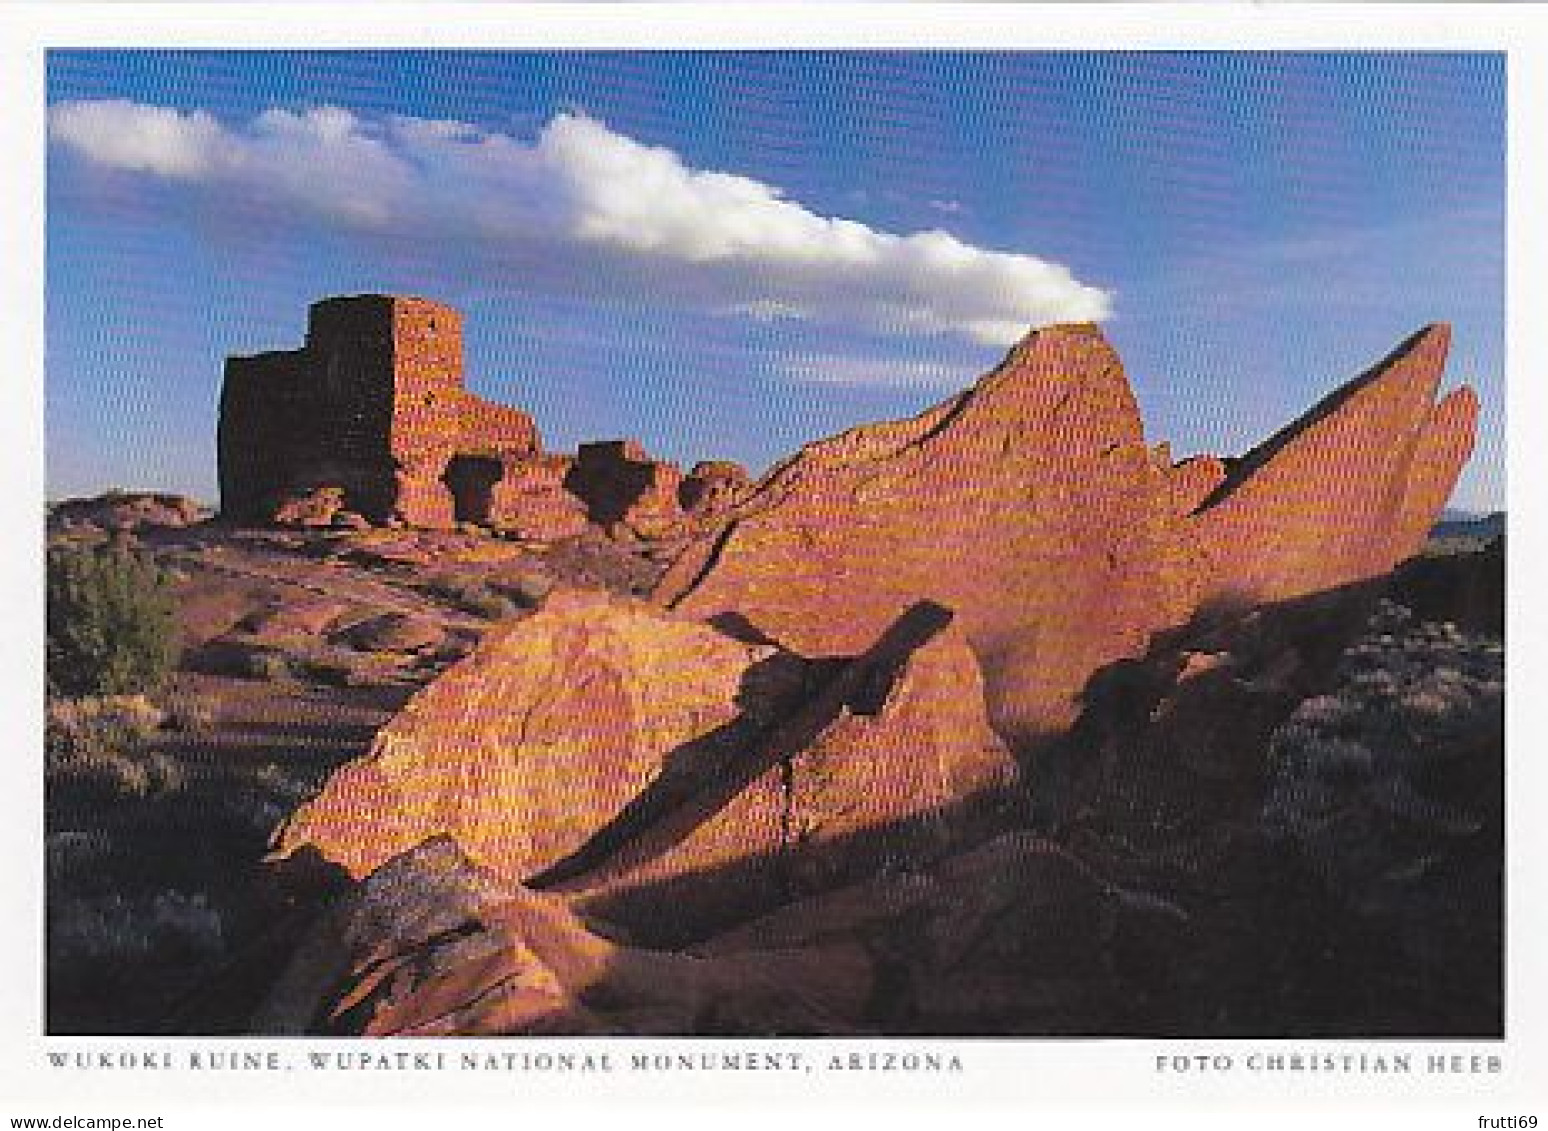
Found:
[657,322,1475,747]
[254,833,1122,1036]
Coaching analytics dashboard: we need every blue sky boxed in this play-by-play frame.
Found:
[46,51,1505,511]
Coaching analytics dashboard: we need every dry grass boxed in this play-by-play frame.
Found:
[46,695,185,805]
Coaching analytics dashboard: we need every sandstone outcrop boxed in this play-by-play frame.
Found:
[271,485,346,528]
[479,455,590,541]
[679,460,750,522]
[271,591,1017,939]
[657,322,1476,746]
[1187,325,1477,603]
[658,325,1212,743]
[255,831,1139,1036]
[49,491,208,534]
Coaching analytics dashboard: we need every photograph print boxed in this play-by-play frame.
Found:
[43,49,1504,1038]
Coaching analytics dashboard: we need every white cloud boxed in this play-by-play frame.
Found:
[49,99,1112,345]
[778,352,974,388]
[50,99,225,178]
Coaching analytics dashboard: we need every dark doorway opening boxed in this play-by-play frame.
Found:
[442,455,503,524]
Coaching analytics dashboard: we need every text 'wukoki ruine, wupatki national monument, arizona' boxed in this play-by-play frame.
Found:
[198,293,1486,1035]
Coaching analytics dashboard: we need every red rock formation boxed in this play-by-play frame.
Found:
[658,322,1477,746]
[270,592,1016,939]
[271,485,346,528]
[658,325,1212,743]
[486,455,591,542]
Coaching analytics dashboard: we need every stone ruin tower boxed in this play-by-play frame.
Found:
[219,295,540,528]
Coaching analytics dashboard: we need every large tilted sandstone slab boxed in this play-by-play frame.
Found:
[1186,324,1478,603]
[657,325,1213,742]
[271,591,1017,938]
[220,296,541,528]
[657,322,1476,745]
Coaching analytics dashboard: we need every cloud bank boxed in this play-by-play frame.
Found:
[50,99,1112,345]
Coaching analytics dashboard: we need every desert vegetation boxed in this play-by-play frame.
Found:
[47,543,178,697]
[42,502,661,1032]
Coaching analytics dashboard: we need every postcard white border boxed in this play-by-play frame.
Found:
[2,4,1543,1125]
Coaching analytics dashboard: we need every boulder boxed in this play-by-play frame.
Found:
[258,831,1135,1036]
[270,593,1017,940]
[271,486,346,528]
[1166,455,1228,515]
[658,324,1211,745]
[335,613,446,655]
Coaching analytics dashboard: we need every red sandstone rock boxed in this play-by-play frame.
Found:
[679,460,751,521]
[270,593,1016,940]
[1186,324,1474,603]
[658,323,1478,745]
[1391,386,1481,562]
[254,837,873,1036]
[235,598,353,644]
[658,325,1212,744]
[271,485,346,528]
[534,599,1018,942]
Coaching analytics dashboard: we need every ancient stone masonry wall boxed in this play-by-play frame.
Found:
[219,296,541,528]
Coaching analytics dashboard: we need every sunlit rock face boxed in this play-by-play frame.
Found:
[659,322,1473,747]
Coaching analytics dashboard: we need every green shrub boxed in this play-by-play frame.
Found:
[47,545,178,698]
